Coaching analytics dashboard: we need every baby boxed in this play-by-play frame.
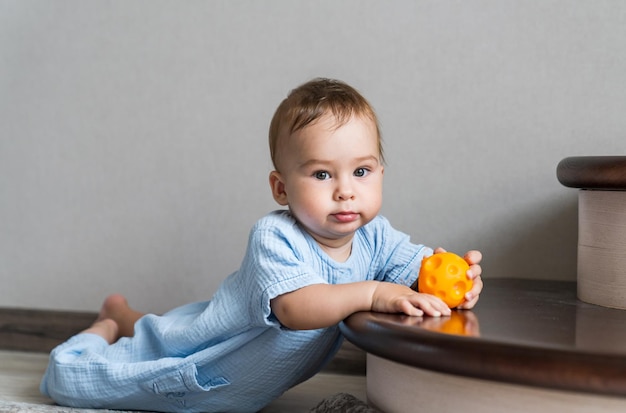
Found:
[40,78,483,412]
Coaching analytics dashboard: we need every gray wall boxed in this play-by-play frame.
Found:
[1,1,624,313]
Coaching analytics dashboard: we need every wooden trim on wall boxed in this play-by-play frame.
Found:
[0,307,96,353]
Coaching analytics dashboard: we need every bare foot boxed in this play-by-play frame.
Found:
[82,294,145,344]
[97,294,131,321]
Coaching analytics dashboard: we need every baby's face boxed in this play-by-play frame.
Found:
[272,114,384,250]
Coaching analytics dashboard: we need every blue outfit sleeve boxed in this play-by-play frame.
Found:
[235,212,328,328]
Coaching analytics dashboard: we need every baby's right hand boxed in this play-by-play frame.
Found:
[371,282,451,317]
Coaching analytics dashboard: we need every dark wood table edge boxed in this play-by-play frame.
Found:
[557,156,626,190]
[340,294,626,398]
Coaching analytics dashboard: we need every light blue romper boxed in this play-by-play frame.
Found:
[40,210,431,413]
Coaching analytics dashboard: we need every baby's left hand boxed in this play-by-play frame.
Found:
[433,247,483,309]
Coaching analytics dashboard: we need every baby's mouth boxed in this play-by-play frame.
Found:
[332,211,359,223]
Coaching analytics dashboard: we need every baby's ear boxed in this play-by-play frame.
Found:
[269,171,289,206]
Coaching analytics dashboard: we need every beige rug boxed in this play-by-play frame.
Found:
[0,401,133,413]
[0,394,378,413]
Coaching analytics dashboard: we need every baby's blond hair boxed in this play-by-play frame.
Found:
[269,78,383,171]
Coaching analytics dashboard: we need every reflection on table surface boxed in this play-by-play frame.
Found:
[380,310,481,337]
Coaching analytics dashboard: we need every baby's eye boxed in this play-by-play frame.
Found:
[354,167,370,177]
[314,171,330,180]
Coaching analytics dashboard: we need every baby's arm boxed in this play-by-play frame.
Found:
[270,281,451,330]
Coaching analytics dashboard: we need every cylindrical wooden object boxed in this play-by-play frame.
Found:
[557,156,626,309]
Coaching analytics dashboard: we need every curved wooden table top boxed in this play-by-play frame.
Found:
[557,156,626,189]
[340,278,626,397]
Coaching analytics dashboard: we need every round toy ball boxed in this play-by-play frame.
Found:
[418,252,472,308]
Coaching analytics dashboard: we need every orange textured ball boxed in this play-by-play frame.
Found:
[418,252,472,308]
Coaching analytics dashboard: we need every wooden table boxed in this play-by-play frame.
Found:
[340,279,626,413]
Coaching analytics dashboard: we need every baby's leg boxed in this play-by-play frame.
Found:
[42,295,150,407]
[82,294,145,344]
